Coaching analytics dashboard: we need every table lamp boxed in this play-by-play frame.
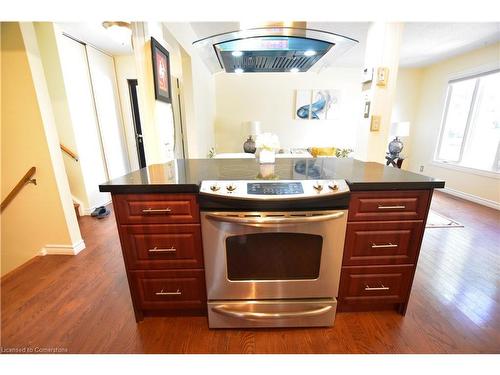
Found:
[388,121,410,158]
[243,121,261,153]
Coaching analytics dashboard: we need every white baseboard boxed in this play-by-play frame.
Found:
[441,187,500,210]
[81,200,112,216]
[39,239,86,256]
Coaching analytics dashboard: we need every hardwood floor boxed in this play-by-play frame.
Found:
[1,191,499,353]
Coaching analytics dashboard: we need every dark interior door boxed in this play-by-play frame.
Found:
[128,79,147,169]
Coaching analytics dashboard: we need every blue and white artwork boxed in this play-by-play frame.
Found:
[295,89,340,120]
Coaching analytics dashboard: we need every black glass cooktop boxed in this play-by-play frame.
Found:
[247,182,304,195]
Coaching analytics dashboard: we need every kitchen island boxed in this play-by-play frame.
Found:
[100,158,444,323]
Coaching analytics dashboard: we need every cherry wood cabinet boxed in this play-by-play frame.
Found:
[113,193,200,224]
[111,189,433,320]
[348,190,431,222]
[338,189,433,314]
[338,265,414,304]
[130,269,206,313]
[119,224,204,270]
[342,220,424,266]
[112,193,206,321]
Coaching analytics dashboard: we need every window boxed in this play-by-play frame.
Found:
[435,69,500,173]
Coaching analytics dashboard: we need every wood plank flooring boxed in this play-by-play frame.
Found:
[1,191,499,353]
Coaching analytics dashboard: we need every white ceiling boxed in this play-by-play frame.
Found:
[399,23,500,67]
[57,22,133,56]
[190,21,500,68]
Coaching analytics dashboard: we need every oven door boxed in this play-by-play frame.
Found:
[201,210,348,300]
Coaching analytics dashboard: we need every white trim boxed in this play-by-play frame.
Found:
[81,200,112,216]
[39,239,86,256]
[431,161,500,179]
[441,187,500,211]
[447,63,500,84]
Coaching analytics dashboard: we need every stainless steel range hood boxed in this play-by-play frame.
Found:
[192,25,358,74]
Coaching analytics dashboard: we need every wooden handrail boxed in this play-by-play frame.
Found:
[60,144,78,161]
[0,167,37,213]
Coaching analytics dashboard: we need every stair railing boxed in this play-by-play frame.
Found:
[0,167,37,213]
[60,144,79,162]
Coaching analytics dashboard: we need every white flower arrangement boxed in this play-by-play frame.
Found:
[255,133,280,151]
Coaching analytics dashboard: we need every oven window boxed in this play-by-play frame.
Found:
[225,232,323,280]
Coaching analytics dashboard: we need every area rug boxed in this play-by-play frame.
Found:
[426,210,464,228]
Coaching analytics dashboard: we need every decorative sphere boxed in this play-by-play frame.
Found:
[243,136,256,153]
[388,138,404,157]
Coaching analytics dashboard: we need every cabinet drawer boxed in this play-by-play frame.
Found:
[130,269,206,312]
[338,265,413,304]
[120,224,203,270]
[113,194,200,224]
[342,221,423,266]
[348,190,431,221]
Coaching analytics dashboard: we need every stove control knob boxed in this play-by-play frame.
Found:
[313,182,323,192]
[210,184,220,192]
[226,184,237,193]
[328,182,339,191]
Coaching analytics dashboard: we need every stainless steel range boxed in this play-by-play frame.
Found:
[199,179,349,328]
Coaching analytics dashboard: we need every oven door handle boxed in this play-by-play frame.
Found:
[204,211,344,225]
[211,304,333,320]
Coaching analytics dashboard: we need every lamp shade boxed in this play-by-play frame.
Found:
[390,121,410,137]
[243,121,261,136]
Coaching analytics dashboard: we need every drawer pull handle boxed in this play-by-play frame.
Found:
[148,246,176,253]
[365,284,390,291]
[377,205,406,210]
[155,289,182,296]
[142,208,172,214]
[371,243,398,248]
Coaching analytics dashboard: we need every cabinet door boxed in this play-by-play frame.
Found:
[342,221,424,266]
[348,190,431,221]
[113,194,200,224]
[119,224,203,270]
[130,269,206,313]
[338,265,414,305]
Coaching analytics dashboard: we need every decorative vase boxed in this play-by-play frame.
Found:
[258,149,276,164]
[243,136,256,153]
[258,164,276,179]
[388,136,404,157]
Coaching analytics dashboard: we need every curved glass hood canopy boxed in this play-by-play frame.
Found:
[192,27,358,74]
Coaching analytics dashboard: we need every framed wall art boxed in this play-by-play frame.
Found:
[294,89,340,120]
[151,37,172,103]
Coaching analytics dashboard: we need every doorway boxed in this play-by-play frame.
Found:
[127,79,147,169]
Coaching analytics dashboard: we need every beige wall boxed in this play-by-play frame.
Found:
[391,68,424,170]
[33,22,88,210]
[131,22,176,165]
[114,54,139,171]
[355,22,404,163]
[214,67,362,153]
[164,22,216,159]
[1,22,82,276]
[188,54,216,158]
[404,42,500,205]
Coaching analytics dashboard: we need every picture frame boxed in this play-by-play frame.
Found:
[151,37,172,103]
[294,89,340,120]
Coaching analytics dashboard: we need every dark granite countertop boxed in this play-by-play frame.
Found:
[99,158,445,194]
